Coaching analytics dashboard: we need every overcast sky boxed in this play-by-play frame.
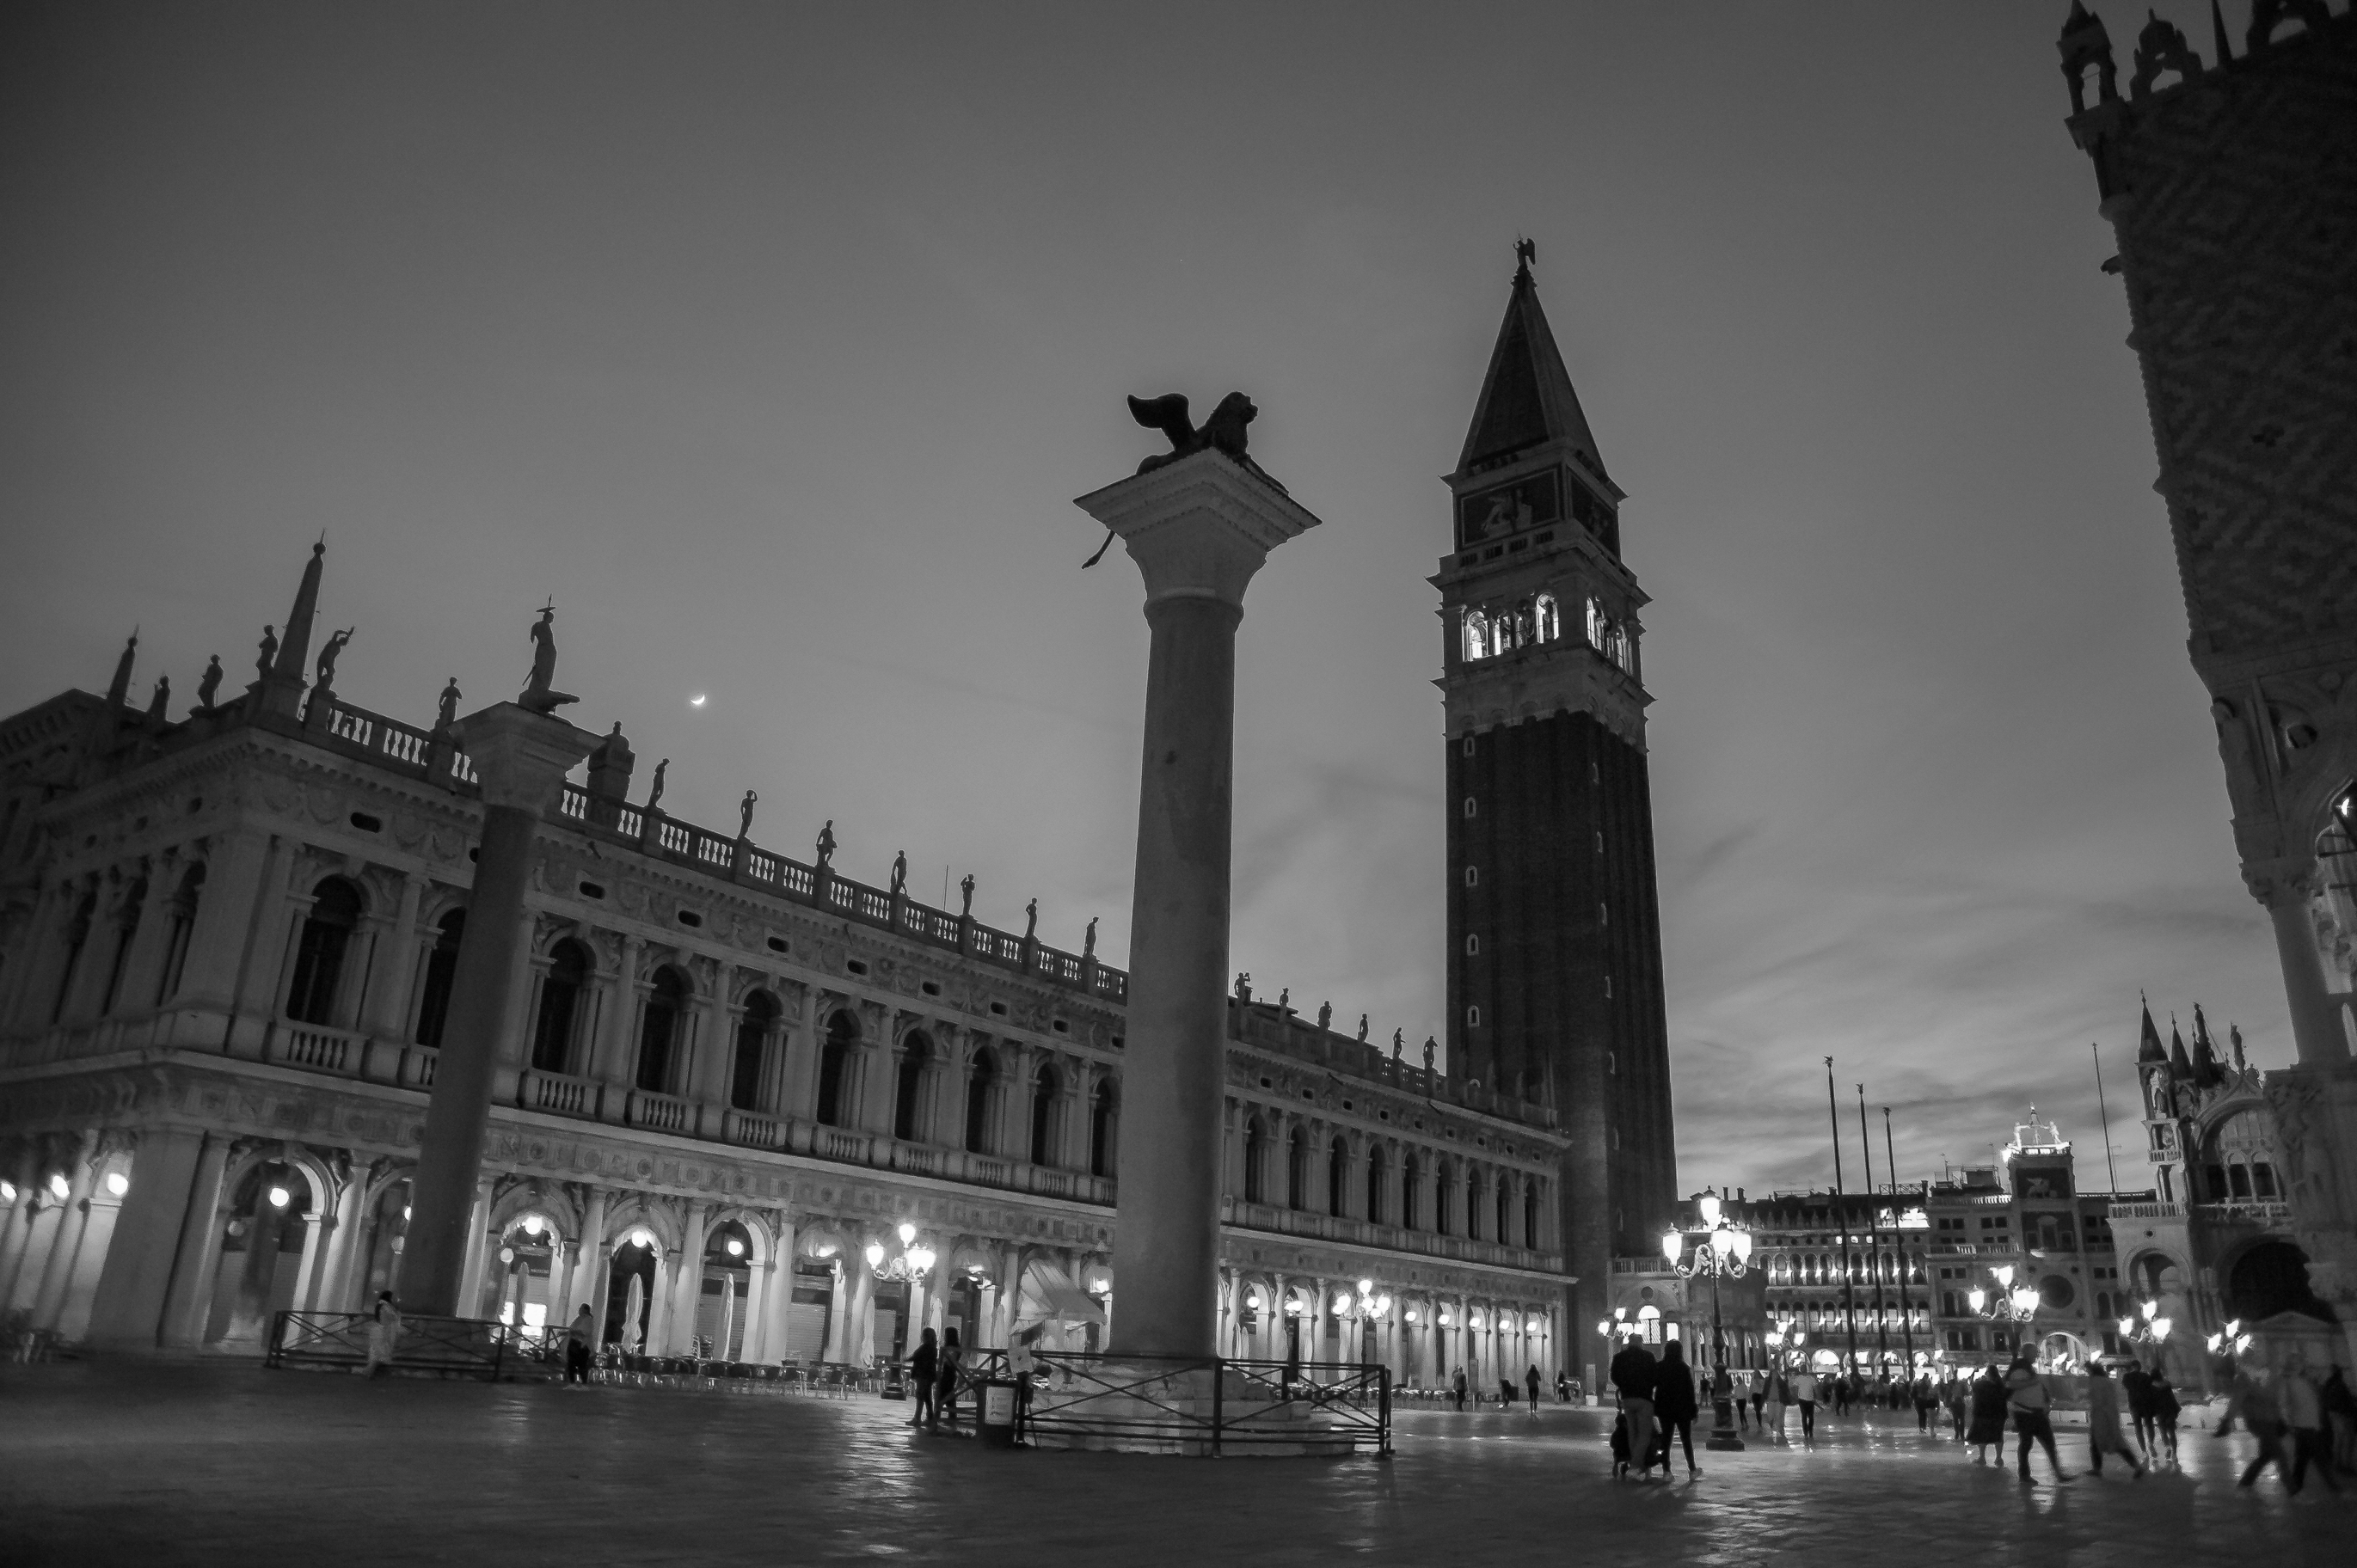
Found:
[0,1,2290,1198]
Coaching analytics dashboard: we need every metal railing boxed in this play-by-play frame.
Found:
[266,1310,512,1380]
[959,1349,1390,1456]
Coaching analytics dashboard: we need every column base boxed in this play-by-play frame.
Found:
[1024,1361,1369,1457]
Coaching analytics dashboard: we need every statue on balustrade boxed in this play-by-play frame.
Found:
[891,851,907,896]
[739,789,758,838]
[520,603,579,714]
[1423,1037,1436,1071]
[960,873,975,916]
[436,677,461,732]
[195,656,222,710]
[1317,1001,1331,1033]
[646,758,668,813]
[1023,899,1038,941]
[255,625,278,679]
[1358,1014,1369,1044]
[1235,973,1252,1002]
[1083,917,1097,957]
[814,819,836,870]
[316,627,353,689]
[146,675,170,722]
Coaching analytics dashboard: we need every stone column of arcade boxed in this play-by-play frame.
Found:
[402,704,597,1318]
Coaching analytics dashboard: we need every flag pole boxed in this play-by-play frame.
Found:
[1826,1057,1858,1374]
[2092,1041,2118,1193]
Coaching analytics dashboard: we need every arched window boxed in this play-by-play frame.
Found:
[1286,1127,1309,1211]
[1513,600,1534,648]
[1402,1152,1421,1231]
[733,990,780,1112]
[893,1031,931,1141]
[635,966,689,1093]
[816,1010,857,1127]
[1366,1145,1387,1225]
[1089,1080,1117,1178]
[285,878,363,1025]
[156,863,205,1004]
[414,910,467,1048]
[964,1048,1000,1154]
[1243,1116,1268,1204]
[1466,1171,1485,1241]
[1436,1161,1455,1237]
[1030,1063,1060,1167]
[98,877,146,1015]
[1328,1136,1348,1218]
[530,937,590,1074]
[1463,609,1490,663]
[1524,1185,1539,1248]
[1535,592,1559,643]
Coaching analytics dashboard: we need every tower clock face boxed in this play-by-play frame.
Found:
[1456,470,1562,548]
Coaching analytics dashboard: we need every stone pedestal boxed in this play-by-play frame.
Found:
[1077,450,1318,1361]
[402,704,596,1316]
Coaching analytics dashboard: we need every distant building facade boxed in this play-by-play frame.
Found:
[0,543,1569,1390]
[2060,0,2357,1368]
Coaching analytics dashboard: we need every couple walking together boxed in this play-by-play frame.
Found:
[1609,1337,1704,1480]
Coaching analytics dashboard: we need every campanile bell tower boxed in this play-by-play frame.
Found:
[1435,247,1678,1344]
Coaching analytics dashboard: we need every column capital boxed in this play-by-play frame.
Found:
[1074,450,1321,611]
[2243,855,2321,908]
[449,704,599,816]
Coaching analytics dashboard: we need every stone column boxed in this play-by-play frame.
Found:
[157,1134,235,1349]
[1079,450,1317,1359]
[83,1130,207,1348]
[112,861,185,1021]
[671,1202,711,1354]
[593,937,644,1119]
[362,874,428,1041]
[2250,860,2353,1065]
[402,704,595,1315]
[570,1187,610,1317]
[29,1134,101,1330]
[456,1177,496,1319]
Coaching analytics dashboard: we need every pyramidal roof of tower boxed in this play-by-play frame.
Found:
[1457,259,1608,479]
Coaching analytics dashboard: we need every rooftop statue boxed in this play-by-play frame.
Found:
[814,819,836,870]
[255,626,277,679]
[195,656,222,711]
[147,674,170,722]
[891,850,907,895]
[1023,898,1038,941]
[1358,1014,1369,1044]
[646,758,667,812]
[520,603,579,714]
[1083,916,1097,958]
[436,678,461,732]
[739,789,758,838]
[1317,1001,1331,1033]
[316,627,353,688]
[960,873,975,916]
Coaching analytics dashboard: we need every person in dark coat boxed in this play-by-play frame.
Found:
[2120,1360,2156,1454]
[2148,1369,2182,1463]
[1965,1364,2009,1464]
[936,1326,963,1430]
[1609,1338,1660,1479]
[1525,1364,1542,1412]
[906,1327,939,1430]
[1653,1339,1703,1479]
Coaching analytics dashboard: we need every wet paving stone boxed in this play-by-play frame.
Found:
[0,1363,2345,1565]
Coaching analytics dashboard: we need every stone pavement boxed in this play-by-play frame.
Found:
[0,1363,2343,1566]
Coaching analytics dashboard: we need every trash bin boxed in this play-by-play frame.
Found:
[979,1378,1018,1448]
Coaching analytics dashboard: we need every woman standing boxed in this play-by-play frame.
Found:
[1760,1366,1787,1445]
[1965,1364,2009,1464]
[1654,1340,1703,1479]
[2084,1363,2147,1478]
[936,1327,964,1430]
[362,1291,401,1379]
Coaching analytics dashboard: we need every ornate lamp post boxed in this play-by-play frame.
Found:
[1664,1192,1753,1452]
[2116,1297,2173,1363]
[1966,1262,2041,1360]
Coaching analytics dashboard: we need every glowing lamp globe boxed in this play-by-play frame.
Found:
[1661,1230,1684,1264]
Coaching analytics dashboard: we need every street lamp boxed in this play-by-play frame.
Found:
[1664,1193,1754,1452]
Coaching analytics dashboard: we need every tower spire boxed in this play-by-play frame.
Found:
[105,628,138,708]
[2137,995,2165,1062]
[1457,242,1607,481]
[2210,0,2233,64]
[273,538,326,684]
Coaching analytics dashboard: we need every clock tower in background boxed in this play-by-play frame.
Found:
[1435,248,1679,1361]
